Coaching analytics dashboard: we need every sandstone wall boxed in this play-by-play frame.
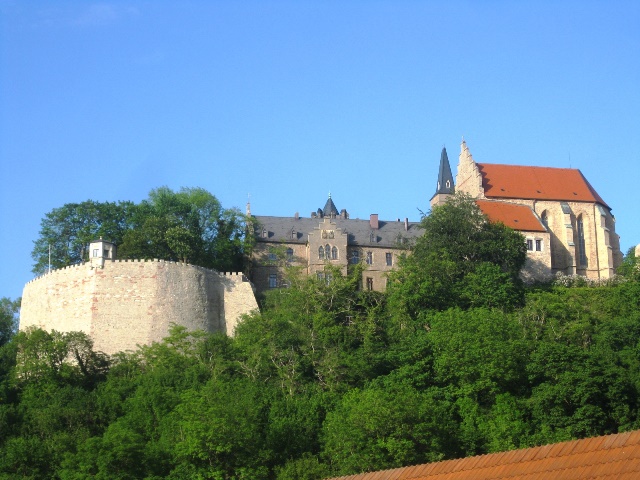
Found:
[20,260,258,354]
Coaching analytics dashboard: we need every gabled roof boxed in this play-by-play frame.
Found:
[325,429,640,480]
[477,163,610,208]
[476,200,546,233]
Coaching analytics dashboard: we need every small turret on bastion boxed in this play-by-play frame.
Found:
[19,238,259,355]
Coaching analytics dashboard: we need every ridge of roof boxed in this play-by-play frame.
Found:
[477,163,610,208]
[324,429,640,480]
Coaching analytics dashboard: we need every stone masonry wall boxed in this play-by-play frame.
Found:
[20,260,258,355]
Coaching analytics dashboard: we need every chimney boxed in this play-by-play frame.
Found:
[294,212,299,219]
[404,218,409,231]
[370,214,379,230]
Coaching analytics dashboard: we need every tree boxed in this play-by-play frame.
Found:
[387,194,527,318]
[31,200,138,275]
[0,297,20,348]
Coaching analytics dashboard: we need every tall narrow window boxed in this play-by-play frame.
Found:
[286,248,294,261]
[535,239,542,251]
[318,246,325,260]
[526,239,533,251]
[577,216,588,266]
[366,277,374,290]
[366,251,373,265]
[385,252,392,266]
[269,274,277,288]
[331,246,338,260]
[325,244,331,259]
[541,211,548,229]
[351,250,359,264]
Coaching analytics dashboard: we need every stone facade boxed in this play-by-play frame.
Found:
[454,140,622,279]
[251,213,421,295]
[20,258,258,355]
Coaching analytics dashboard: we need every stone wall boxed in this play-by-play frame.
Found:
[19,260,258,355]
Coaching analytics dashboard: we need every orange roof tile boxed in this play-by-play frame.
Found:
[477,163,610,208]
[324,430,640,480]
[476,200,546,233]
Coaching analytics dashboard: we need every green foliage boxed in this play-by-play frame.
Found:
[0,298,20,348]
[31,200,137,275]
[387,194,526,320]
[32,187,249,275]
[10,195,640,478]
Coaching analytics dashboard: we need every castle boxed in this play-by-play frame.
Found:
[20,140,624,350]
[250,140,622,293]
[19,238,259,355]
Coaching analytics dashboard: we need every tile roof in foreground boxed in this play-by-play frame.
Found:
[477,163,610,208]
[325,429,640,480]
[476,200,547,233]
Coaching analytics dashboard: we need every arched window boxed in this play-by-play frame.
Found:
[325,244,331,259]
[331,246,338,260]
[318,246,325,260]
[577,215,588,267]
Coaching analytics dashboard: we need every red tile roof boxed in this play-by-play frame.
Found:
[325,430,640,480]
[476,200,546,233]
[477,163,609,208]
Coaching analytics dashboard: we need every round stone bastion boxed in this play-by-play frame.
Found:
[19,259,259,355]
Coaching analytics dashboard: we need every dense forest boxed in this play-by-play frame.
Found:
[1,192,639,479]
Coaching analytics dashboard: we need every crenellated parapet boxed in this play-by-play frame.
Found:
[19,259,258,355]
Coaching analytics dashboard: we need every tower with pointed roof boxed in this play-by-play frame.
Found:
[430,147,456,208]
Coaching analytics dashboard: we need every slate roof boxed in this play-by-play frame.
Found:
[324,196,340,217]
[477,163,610,208]
[325,429,640,480]
[431,147,455,199]
[476,200,547,233]
[253,215,422,248]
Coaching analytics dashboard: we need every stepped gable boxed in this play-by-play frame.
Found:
[477,163,609,208]
[325,429,640,480]
[476,199,546,232]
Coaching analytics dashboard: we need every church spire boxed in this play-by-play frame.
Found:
[430,147,455,207]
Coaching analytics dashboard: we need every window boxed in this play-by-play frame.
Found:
[366,251,373,265]
[268,274,277,288]
[541,210,548,229]
[317,272,324,282]
[369,232,375,243]
[286,248,294,261]
[268,253,277,262]
[385,252,392,266]
[103,249,109,258]
[526,239,533,251]
[325,244,331,259]
[577,216,588,266]
[318,246,325,260]
[331,246,338,260]
[366,277,374,291]
[93,249,99,257]
[351,250,359,264]
[535,239,542,252]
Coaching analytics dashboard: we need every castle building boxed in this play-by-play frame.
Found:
[250,195,423,294]
[252,140,622,293]
[432,140,622,279]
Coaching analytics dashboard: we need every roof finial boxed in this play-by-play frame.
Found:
[328,191,331,199]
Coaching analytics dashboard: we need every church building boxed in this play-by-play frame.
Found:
[432,140,622,280]
[250,140,622,295]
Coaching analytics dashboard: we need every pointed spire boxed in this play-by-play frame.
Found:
[323,193,338,217]
[434,147,455,196]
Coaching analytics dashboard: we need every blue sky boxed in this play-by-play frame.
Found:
[1,1,639,300]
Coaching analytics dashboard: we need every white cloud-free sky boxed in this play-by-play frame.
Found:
[1,1,639,300]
